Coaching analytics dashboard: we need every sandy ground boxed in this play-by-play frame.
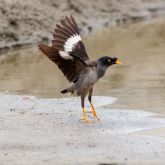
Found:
[1,0,165,50]
[0,94,165,165]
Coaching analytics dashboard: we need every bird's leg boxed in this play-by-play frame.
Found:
[88,88,100,120]
[89,102,100,121]
[80,95,90,123]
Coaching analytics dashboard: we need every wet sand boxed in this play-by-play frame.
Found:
[0,18,165,164]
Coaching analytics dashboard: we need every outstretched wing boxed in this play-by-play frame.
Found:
[39,16,91,83]
[52,15,90,61]
[39,44,86,83]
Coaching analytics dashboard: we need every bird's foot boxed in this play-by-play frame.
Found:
[93,115,100,121]
[86,111,100,121]
[92,111,100,121]
[80,114,96,123]
[81,108,98,123]
[81,116,96,123]
[90,103,100,121]
[81,108,89,123]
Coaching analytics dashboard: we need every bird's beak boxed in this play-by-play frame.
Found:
[116,60,122,64]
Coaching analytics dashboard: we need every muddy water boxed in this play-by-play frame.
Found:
[0,18,165,114]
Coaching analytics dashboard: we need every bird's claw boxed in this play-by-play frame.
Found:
[86,111,100,121]
[91,111,100,121]
[81,107,99,123]
[94,115,100,121]
[81,116,95,123]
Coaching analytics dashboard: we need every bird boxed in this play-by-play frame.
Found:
[39,15,121,122]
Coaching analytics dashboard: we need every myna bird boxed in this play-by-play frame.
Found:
[39,16,121,122]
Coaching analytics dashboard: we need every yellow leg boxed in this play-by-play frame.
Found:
[90,102,100,120]
[81,108,89,122]
[81,108,95,123]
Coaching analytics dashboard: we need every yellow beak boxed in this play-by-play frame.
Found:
[116,60,122,64]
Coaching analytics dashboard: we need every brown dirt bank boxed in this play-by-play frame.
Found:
[0,0,165,50]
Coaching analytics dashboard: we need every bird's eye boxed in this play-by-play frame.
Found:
[79,42,84,48]
[108,59,111,62]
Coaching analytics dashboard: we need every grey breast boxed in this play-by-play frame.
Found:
[74,67,98,95]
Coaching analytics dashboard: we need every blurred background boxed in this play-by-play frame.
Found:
[0,0,165,113]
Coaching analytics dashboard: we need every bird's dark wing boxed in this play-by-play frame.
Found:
[39,16,92,83]
[52,15,90,61]
[38,44,87,83]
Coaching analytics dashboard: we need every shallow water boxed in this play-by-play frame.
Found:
[0,18,165,114]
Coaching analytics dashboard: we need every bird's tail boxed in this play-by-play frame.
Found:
[60,89,68,94]
[60,85,75,94]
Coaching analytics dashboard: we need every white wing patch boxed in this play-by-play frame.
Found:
[59,51,73,60]
[64,34,81,52]
[59,34,81,60]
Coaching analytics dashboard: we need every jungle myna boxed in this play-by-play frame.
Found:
[39,16,121,122]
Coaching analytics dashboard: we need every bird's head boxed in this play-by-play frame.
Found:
[98,56,122,68]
